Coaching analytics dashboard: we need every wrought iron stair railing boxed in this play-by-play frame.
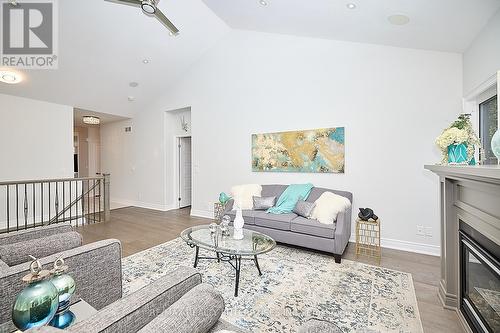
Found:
[0,174,110,234]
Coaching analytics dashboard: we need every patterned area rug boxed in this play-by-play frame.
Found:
[122,238,423,333]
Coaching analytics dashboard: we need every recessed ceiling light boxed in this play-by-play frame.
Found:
[129,82,139,88]
[0,70,22,84]
[388,14,410,26]
[259,0,267,6]
[128,96,135,102]
[346,3,356,9]
[142,59,150,64]
[82,116,100,125]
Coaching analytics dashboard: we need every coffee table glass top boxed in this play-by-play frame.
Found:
[180,225,276,256]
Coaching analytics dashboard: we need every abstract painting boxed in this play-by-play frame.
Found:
[252,127,345,173]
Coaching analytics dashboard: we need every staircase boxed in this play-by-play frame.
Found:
[0,174,110,233]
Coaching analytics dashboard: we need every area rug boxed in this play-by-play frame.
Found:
[122,238,423,333]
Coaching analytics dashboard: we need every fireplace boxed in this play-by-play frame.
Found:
[460,221,500,333]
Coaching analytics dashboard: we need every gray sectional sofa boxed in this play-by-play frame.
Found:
[225,185,353,263]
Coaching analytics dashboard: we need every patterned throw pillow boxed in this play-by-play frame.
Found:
[253,196,276,210]
[293,200,316,218]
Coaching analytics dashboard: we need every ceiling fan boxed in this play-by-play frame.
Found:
[105,0,179,35]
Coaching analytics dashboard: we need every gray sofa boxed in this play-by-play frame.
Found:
[27,267,243,333]
[0,224,123,330]
[225,185,353,263]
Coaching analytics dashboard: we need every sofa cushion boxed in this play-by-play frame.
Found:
[230,184,262,210]
[252,196,276,210]
[261,184,287,199]
[138,283,224,333]
[226,210,256,225]
[293,200,316,218]
[306,187,352,204]
[254,211,297,231]
[0,231,82,266]
[310,192,351,225]
[291,217,336,239]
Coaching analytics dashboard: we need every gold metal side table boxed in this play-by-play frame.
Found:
[355,218,381,264]
[214,202,226,221]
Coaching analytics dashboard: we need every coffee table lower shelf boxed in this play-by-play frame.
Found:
[190,244,262,297]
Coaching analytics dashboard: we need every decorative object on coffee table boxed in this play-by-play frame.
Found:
[214,203,226,221]
[220,215,231,236]
[355,217,381,264]
[233,207,244,240]
[11,256,59,331]
[180,225,276,296]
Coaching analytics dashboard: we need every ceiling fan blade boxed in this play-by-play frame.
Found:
[104,0,141,8]
[155,8,179,35]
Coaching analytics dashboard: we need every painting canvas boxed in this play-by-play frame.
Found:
[252,127,345,173]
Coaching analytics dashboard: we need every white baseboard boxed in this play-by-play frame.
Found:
[190,209,214,219]
[350,234,440,256]
[189,209,441,256]
[110,198,176,212]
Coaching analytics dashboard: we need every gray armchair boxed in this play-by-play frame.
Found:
[0,224,122,328]
[27,267,244,333]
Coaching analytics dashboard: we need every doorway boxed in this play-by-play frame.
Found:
[177,136,192,208]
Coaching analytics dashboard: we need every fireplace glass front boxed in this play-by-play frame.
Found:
[460,228,500,333]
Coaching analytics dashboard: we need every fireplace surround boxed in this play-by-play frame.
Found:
[425,164,500,333]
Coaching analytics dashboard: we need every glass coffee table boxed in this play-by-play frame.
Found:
[180,225,276,296]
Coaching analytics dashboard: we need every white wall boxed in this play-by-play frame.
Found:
[463,10,500,96]
[0,94,74,181]
[101,31,463,255]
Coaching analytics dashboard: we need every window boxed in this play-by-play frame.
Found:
[479,95,498,164]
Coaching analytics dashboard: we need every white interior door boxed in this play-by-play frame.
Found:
[178,137,192,208]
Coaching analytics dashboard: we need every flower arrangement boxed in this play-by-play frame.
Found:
[435,114,480,165]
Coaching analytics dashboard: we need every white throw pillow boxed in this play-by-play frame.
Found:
[231,184,262,210]
[311,192,351,224]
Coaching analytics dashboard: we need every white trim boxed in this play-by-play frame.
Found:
[464,73,497,102]
[190,209,213,219]
[350,234,440,256]
[110,197,176,212]
[189,208,441,256]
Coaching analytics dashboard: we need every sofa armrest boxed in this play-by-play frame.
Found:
[333,206,352,255]
[0,223,74,246]
[69,266,202,333]
[139,283,224,333]
[0,239,122,325]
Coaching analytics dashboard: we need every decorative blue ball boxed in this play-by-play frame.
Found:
[492,129,500,160]
[12,280,59,331]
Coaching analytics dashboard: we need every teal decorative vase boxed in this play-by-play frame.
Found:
[492,129,500,160]
[12,257,58,331]
[447,143,468,164]
[49,258,76,329]
[219,192,231,205]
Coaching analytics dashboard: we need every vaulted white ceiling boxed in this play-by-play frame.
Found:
[203,0,500,52]
[1,0,499,118]
[0,0,229,117]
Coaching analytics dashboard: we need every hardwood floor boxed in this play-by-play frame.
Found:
[77,206,464,333]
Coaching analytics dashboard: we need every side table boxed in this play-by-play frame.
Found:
[355,218,381,264]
